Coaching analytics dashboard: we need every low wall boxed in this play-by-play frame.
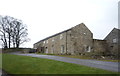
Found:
[93,39,108,55]
[2,48,34,53]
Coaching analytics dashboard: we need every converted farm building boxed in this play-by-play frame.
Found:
[34,23,93,55]
[34,23,119,56]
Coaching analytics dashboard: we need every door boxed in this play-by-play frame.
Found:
[45,47,48,53]
[61,45,64,54]
[51,45,54,54]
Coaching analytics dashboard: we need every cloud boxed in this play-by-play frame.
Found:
[0,0,118,48]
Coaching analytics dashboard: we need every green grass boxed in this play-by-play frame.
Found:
[2,54,118,74]
[54,55,119,62]
[38,53,119,62]
[0,53,2,68]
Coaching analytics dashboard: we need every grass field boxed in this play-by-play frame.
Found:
[54,55,119,62]
[2,54,118,74]
[0,54,2,68]
[38,53,119,62]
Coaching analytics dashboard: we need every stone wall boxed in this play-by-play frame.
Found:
[35,30,68,54]
[2,48,32,53]
[39,31,67,54]
[93,39,108,55]
[69,23,93,55]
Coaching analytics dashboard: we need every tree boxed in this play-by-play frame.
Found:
[4,16,14,48]
[11,20,29,48]
[0,15,29,48]
[0,15,8,48]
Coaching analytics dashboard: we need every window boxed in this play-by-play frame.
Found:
[52,38,54,42]
[61,45,64,53]
[51,45,54,54]
[43,41,45,44]
[46,40,48,43]
[83,33,86,35]
[87,46,91,52]
[113,38,117,43]
[84,45,91,52]
[45,47,48,53]
[60,34,63,39]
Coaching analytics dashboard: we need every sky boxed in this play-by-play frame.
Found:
[0,0,119,48]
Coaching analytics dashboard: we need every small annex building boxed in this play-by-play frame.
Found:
[104,28,120,57]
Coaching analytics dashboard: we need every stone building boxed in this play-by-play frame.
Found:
[104,28,120,56]
[34,23,119,56]
[34,23,93,55]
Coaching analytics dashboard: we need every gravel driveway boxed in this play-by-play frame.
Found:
[12,53,119,72]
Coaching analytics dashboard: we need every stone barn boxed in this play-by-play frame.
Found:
[34,23,119,57]
[34,23,93,55]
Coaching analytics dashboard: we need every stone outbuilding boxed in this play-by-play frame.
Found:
[104,28,120,57]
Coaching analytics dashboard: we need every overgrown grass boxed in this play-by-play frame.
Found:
[54,55,119,62]
[37,53,119,62]
[2,54,118,74]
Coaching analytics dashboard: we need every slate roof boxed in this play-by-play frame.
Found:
[104,28,120,39]
[34,28,72,44]
[34,23,86,45]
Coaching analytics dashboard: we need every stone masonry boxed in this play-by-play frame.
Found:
[104,28,120,57]
[34,23,119,56]
[34,23,93,55]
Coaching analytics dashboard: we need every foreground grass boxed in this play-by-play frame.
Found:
[0,53,2,68]
[2,54,118,74]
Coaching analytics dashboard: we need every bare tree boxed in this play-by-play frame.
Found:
[0,15,29,48]
[4,16,14,48]
[0,16,8,48]
[12,20,29,48]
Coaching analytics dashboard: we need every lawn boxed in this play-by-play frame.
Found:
[0,53,2,68]
[2,54,118,74]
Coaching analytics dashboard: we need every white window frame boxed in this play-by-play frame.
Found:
[51,45,54,54]
[61,45,64,53]
[83,33,86,35]
[113,38,117,43]
[52,38,54,42]
[46,40,48,43]
[60,34,63,39]
[43,41,45,44]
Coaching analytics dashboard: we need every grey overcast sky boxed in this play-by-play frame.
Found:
[0,0,119,48]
